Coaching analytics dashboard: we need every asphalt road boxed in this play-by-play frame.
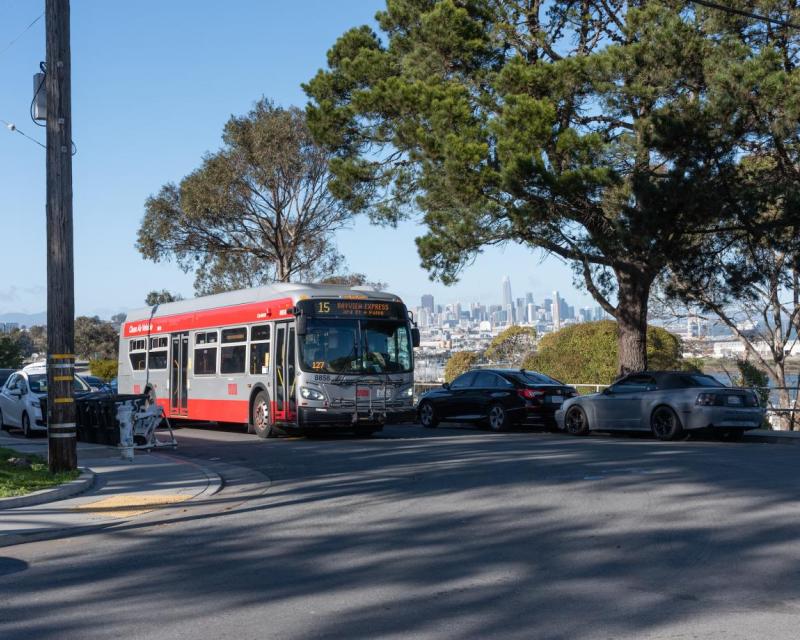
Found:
[3,424,800,639]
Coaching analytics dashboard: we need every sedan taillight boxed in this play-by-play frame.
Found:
[696,392,717,406]
[518,388,545,401]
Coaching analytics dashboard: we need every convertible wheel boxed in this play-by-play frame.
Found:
[418,401,438,428]
[564,406,590,436]
[651,406,683,441]
[487,403,509,432]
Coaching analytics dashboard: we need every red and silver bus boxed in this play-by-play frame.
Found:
[117,283,419,436]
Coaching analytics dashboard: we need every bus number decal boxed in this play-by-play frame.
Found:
[314,374,331,382]
[312,361,326,371]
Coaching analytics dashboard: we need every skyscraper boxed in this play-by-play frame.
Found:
[552,290,562,330]
[421,294,434,313]
[502,276,513,309]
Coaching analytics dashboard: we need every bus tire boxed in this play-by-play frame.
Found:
[251,391,274,439]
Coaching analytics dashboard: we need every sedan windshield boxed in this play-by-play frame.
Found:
[28,374,90,394]
[300,319,412,374]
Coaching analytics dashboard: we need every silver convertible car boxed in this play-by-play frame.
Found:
[555,371,765,441]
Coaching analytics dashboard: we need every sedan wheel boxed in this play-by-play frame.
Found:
[564,406,590,436]
[22,412,32,439]
[487,404,508,432]
[0,407,5,430]
[418,402,438,428]
[651,406,683,441]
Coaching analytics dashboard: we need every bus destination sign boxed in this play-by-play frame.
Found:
[300,299,405,320]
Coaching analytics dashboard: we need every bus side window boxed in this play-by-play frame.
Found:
[129,338,147,371]
[194,331,218,375]
[250,324,270,375]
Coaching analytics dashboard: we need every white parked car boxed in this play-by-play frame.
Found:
[0,364,91,438]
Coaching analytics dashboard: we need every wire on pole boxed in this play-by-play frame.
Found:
[1,118,46,149]
[0,12,44,60]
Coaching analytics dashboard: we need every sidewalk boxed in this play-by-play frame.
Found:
[0,432,220,547]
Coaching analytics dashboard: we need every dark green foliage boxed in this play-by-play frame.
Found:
[735,359,770,409]
[138,99,354,295]
[74,316,118,361]
[0,336,23,369]
[305,1,754,373]
[522,321,690,385]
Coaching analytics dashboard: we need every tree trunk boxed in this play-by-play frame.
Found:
[615,267,652,376]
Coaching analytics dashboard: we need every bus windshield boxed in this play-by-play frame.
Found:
[299,319,412,374]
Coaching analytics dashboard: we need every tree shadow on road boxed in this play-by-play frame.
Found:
[2,431,800,639]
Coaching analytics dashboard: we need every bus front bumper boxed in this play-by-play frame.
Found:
[297,406,416,428]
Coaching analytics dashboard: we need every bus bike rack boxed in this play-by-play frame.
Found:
[353,381,389,424]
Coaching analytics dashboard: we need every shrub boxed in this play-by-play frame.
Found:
[89,359,118,381]
[522,320,690,385]
[443,351,479,383]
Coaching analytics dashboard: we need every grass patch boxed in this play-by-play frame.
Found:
[0,447,80,498]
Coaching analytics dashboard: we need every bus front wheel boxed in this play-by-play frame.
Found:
[251,391,275,439]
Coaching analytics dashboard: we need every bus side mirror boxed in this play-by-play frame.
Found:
[297,316,307,336]
[411,327,420,348]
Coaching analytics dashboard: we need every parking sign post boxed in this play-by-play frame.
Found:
[45,0,77,473]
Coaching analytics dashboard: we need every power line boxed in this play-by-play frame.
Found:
[1,118,46,149]
[0,12,44,60]
[689,0,800,31]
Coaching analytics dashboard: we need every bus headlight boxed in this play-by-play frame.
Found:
[300,387,325,401]
[404,387,414,397]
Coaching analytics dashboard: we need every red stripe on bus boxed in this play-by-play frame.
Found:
[123,298,295,337]
[162,398,250,424]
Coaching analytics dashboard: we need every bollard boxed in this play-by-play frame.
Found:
[116,402,135,461]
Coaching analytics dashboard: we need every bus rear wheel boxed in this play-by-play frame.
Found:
[251,391,276,439]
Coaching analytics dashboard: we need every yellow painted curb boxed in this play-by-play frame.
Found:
[75,494,193,518]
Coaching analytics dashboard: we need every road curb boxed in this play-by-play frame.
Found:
[150,452,223,499]
[743,434,800,445]
[0,468,95,510]
[0,455,231,549]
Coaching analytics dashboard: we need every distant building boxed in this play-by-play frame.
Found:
[502,276,513,309]
[552,291,562,330]
[421,294,434,313]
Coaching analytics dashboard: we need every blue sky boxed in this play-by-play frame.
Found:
[0,0,593,318]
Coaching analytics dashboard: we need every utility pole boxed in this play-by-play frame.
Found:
[45,0,76,473]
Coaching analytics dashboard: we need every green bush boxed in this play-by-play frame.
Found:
[443,351,479,383]
[522,320,692,385]
[484,326,537,366]
[89,359,118,381]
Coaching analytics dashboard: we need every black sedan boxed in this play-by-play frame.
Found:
[417,368,577,431]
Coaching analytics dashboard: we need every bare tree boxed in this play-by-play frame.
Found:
[667,241,800,430]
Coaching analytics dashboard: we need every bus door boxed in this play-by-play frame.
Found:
[273,322,297,422]
[170,332,189,416]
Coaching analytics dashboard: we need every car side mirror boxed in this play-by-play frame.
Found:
[10,389,22,397]
[442,382,450,390]
[602,387,612,395]
[411,327,421,348]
